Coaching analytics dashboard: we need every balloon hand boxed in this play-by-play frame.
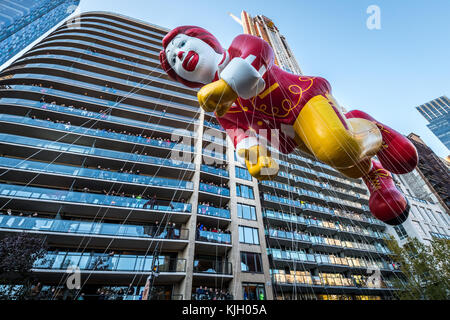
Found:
[197,79,238,117]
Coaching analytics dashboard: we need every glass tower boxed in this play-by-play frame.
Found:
[416,96,450,150]
[0,12,400,300]
[0,0,80,66]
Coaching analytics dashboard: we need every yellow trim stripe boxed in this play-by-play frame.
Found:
[258,82,279,99]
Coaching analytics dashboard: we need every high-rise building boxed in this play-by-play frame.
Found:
[416,96,450,150]
[407,133,450,212]
[241,10,302,75]
[0,0,80,66]
[0,12,400,300]
[387,170,450,245]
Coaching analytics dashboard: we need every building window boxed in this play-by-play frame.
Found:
[239,226,260,245]
[236,184,254,199]
[237,203,257,221]
[242,283,265,300]
[240,252,263,273]
[393,224,408,240]
[235,166,252,181]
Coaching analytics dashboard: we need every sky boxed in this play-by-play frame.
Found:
[2,0,449,157]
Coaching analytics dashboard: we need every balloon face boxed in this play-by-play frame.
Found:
[165,34,222,85]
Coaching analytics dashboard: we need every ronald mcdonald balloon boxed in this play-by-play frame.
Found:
[159,26,418,226]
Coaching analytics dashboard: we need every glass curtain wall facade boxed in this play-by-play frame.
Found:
[0,0,80,65]
[0,11,400,300]
[416,96,450,150]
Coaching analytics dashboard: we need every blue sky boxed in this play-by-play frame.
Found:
[5,0,450,157]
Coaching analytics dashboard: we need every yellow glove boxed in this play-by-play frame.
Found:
[197,79,238,117]
[237,145,279,181]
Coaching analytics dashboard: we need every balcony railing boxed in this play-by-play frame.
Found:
[4,81,198,119]
[200,164,229,177]
[0,156,194,190]
[268,249,399,271]
[0,183,192,213]
[0,215,189,240]
[34,252,186,273]
[263,209,309,225]
[0,110,195,153]
[196,230,231,245]
[262,194,379,226]
[202,149,227,161]
[203,120,222,130]
[193,259,232,275]
[267,228,311,243]
[271,272,394,289]
[0,133,195,170]
[197,205,230,219]
[269,248,316,264]
[199,183,230,197]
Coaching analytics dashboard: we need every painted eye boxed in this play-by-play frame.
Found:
[171,56,176,65]
[179,40,186,47]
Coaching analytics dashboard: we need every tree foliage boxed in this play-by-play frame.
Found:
[0,232,48,300]
[386,236,450,300]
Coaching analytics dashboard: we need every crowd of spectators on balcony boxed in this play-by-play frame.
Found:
[196,224,230,235]
[26,284,145,300]
[0,208,38,217]
[196,224,231,244]
[1,208,184,240]
[200,180,229,190]
[27,110,185,148]
[198,201,229,211]
[192,286,233,300]
[268,225,309,238]
[203,162,227,171]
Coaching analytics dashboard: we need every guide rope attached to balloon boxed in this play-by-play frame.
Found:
[160,25,419,225]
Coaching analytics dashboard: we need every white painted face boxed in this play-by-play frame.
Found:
[165,34,223,84]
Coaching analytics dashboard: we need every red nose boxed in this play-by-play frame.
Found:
[177,51,185,60]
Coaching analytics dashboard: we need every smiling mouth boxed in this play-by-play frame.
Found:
[182,51,199,72]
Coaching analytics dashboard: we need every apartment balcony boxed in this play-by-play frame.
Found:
[0,133,195,179]
[0,97,197,143]
[6,58,198,110]
[268,249,317,269]
[271,274,396,295]
[192,259,233,284]
[0,183,192,224]
[201,149,228,165]
[1,83,199,127]
[265,228,311,249]
[203,120,223,131]
[202,132,227,149]
[0,215,189,251]
[0,156,194,199]
[315,255,350,272]
[197,205,231,229]
[310,237,343,254]
[32,252,186,285]
[338,227,385,242]
[195,230,232,255]
[263,209,309,230]
[262,193,337,220]
[342,243,391,258]
[200,164,229,183]
[198,182,230,204]
[306,219,339,236]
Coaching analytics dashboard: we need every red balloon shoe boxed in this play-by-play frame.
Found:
[362,160,410,225]
[345,110,418,174]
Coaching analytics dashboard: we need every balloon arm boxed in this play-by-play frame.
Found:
[220,57,265,99]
